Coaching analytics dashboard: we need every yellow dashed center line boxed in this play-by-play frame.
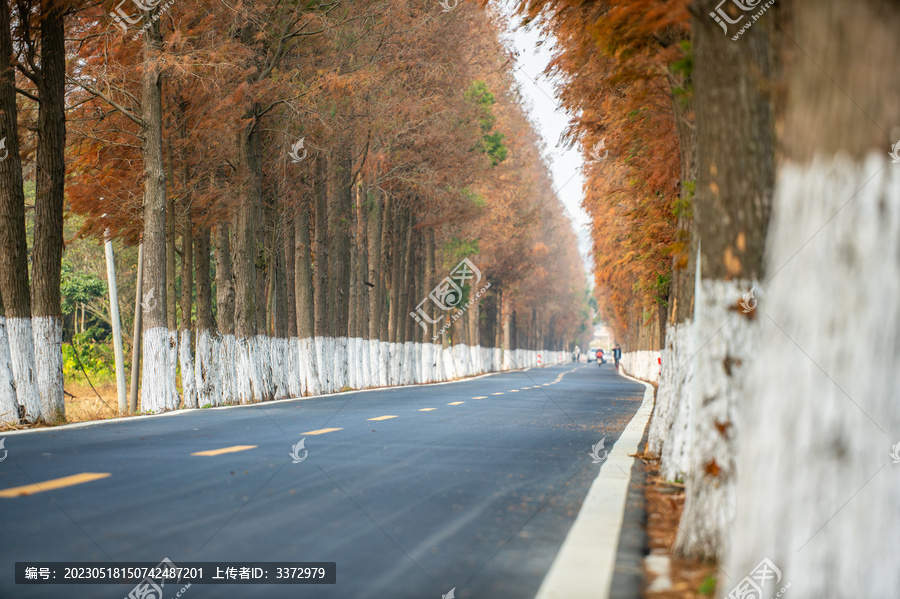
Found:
[192,445,257,457]
[472,396,487,399]
[509,390,519,392]
[418,408,437,412]
[0,472,111,498]
[491,392,504,396]
[302,428,343,435]
[368,415,398,421]
[447,401,465,406]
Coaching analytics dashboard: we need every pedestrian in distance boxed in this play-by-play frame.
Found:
[613,344,621,370]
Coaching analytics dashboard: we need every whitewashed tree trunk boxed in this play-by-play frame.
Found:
[270,337,288,400]
[299,337,320,396]
[32,316,64,421]
[360,338,372,388]
[0,316,20,423]
[443,345,457,380]
[194,329,218,407]
[675,279,758,560]
[403,341,415,384]
[726,154,900,596]
[648,322,694,483]
[142,327,171,413]
[179,329,197,409]
[287,337,302,398]
[234,336,253,404]
[165,329,179,410]
[430,343,441,381]
[315,336,333,393]
[219,334,236,405]
[7,318,42,421]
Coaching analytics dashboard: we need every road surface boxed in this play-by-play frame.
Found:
[0,362,645,598]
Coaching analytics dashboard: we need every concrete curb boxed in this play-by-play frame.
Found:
[534,370,655,599]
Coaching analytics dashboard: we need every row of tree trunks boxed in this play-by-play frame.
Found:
[0,0,69,424]
[136,182,567,411]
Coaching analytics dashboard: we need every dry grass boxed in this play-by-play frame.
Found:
[64,382,123,423]
[642,454,719,598]
[0,381,126,432]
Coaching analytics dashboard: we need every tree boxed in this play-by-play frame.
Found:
[673,0,775,561]
[726,0,900,595]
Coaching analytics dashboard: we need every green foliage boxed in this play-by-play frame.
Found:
[442,237,479,269]
[670,40,694,105]
[673,181,694,220]
[464,80,496,132]
[62,329,117,384]
[698,576,717,595]
[465,80,507,166]
[480,131,508,166]
[654,272,670,307]
[60,260,106,315]
[460,187,487,208]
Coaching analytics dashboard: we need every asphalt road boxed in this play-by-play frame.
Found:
[0,361,645,599]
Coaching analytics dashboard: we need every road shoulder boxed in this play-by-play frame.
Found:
[534,371,654,599]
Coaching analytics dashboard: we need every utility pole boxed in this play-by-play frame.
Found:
[104,227,127,413]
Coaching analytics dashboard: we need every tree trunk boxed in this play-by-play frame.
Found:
[283,215,301,398]
[165,174,178,409]
[179,216,197,408]
[313,154,330,391]
[284,217,297,339]
[295,200,319,395]
[31,0,66,423]
[129,243,143,413]
[138,17,171,413]
[313,154,329,338]
[388,204,403,344]
[674,0,775,560]
[215,224,235,405]
[726,1,900,596]
[194,228,216,407]
[233,118,262,403]
[367,190,383,341]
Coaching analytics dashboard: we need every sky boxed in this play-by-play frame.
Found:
[495,4,595,279]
